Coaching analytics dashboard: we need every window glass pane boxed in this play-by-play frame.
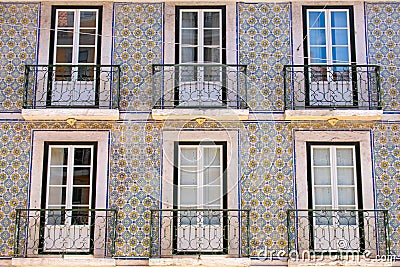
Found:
[73,167,91,185]
[314,210,333,225]
[204,47,220,63]
[203,147,220,166]
[313,167,331,185]
[180,187,197,205]
[338,188,355,205]
[313,148,330,166]
[204,186,221,206]
[72,187,90,205]
[331,11,348,27]
[182,12,197,28]
[49,167,67,185]
[74,148,92,165]
[50,147,68,165]
[58,11,74,27]
[308,11,325,27]
[332,47,349,63]
[309,29,326,45]
[336,148,353,166]
[181,47,197,63]
[180,210,198,225]
[331,29,348,45]
[71,210,89,225]
[180,147,197,166]
[56,47,73,63]
[180,167,197,185]
[204,66,221,82]
[48,187,66,205]
[337,167,355,185]
[80,11,97,28]
[57,31,74,45]
[204,12,219,28]
[309,47,327,64]
[338,209,356,225]
[55,66,72,81]
[77,66,94,81]
[204,167,221,185]
[181,29,198,45]
[78,47,95,63]
[204,29,220,45]
[314,187,332,205]
[79,29,96,45]
[203,210,221,225]
[47,209,65,225]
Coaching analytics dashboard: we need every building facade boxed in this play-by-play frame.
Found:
[0,0,399,266]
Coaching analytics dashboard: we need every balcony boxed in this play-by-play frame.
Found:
[149,209,250,257]
[21,65,120,121]
[283,65,383,121]
[14,208,117,257]
[151,64,249,121]
[287,209,390,258]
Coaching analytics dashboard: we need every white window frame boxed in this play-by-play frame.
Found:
[53,8,99,67]
[177,144,224,210]
[179,8,223,64]
[306,8,352,65]
[310,144,358,212]
[45,144,95,212]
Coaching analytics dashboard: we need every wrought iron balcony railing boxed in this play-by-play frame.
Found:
[152,64,248,109]
[287,209,390,258]
[150,209,250,257]
[23,65,121,109]
[14,208,117,257]
[284,65,381,109]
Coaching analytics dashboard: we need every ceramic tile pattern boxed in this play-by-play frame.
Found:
[237,3,291,111]
[113,3,163,111]
[0,3,39,112]
[366,3,400,111]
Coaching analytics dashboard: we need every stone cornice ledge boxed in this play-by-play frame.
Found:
[21,109,120,121]
[151,108,250,121]
[284,109,383,121]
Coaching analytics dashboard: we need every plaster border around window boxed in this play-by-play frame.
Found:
[37,2,113,66]
[29,130,110,210]
[161,130,239,210]
[291,1,367,65]
[293,130,375,210]
[163,2,236,65]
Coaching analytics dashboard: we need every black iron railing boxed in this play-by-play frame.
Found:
[287,209,390,257]
[14,208,117,257]
[150,209,250,257]
[284,65,381,109]
[23,65,121,109]
[152,64,248,109]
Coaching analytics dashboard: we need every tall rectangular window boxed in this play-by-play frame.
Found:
[49,7,102,106]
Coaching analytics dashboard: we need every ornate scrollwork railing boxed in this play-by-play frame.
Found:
[152,64,248,109]
[287,209,390,258]
[23,65,120,109]
[150,209,250,257]
[14,209,117,257]
[283,65,381,109]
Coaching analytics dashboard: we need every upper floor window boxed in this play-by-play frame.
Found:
[176,7,225,64]
[51,8,101,67]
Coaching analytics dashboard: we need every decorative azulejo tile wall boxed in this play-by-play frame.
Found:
[237,3,291,111]
[113,3,163,112]
[366,3,400,111]
[0,3,39,112]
